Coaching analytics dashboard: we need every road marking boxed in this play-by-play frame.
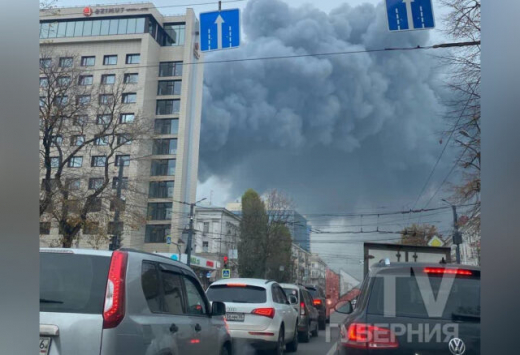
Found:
[395,9,401,30]
[326,342,337,355]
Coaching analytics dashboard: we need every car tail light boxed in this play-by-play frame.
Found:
[341,323,399,349]
[226,283,247,287]
[424,267,472,276]
[313,299,322,306]
[251,308,275,319]
[103,251,128,329]
[300,302,306,316]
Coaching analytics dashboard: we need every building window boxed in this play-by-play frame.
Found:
[66,178,81,190]
[81,56,95,66]
[153,139,177,155]
[123,93,137,103]
[157,80,182,96]
[159,61,183,77]
[40,58,51,68]
[156,99,180,115]
[163,23,186,46]
[115,155,130,166]
[76,95,91,105]
[94,136,109,146]
[70,135,85,146]
[203,222,210,234]
[40,222,51,235]
[103,55,117,65]
[112,177,128,190]
[57,76,71,86]
[78,75,93,86]
[126,54,140,64]
[202,241,209,253]
[49,157,60,168]
[39,97,45,107]
[54,96,68,106]
[59,57,73,67]
[124,73,139,84]
[91,156,107,167]
[149,181,174,198]
[110,198,126,212]
[68,156,83,168]
[88,178,104,190]
[101,74,116,85]
[40,77,48,87]
[51,135,63,146]
[151,159,176,176]
[83,222,100,235]
[88,198,102,212]
[147,202,173,220]
[99,94,114,105]
[97,114,112,125]
[154,119,179,135]
[120,113,135,124]
[117,134,132,145]
[145,224,171,243]
[41,179,58,191]
[73,115,87,126]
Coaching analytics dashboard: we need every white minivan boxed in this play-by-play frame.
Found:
[206,278,299,355]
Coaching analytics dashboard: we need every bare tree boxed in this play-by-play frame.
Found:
[439,0,481,230]
[400,224,442,246]
[39,48,151,248]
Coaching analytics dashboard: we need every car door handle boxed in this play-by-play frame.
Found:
[194,324,202,332]
[169,324,179,333]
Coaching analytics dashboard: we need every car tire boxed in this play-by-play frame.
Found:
[286,325,299,352]
[319,319,326,330]
[220,344,230,355]
[298,322,310,343]
[311,322,319,337]
[270,327,284,355]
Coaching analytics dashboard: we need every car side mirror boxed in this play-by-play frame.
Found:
[289,295,298,305]
[211,301,226,316]
[334,301,353,314]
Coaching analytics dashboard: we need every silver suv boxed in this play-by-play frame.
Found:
[39,248,231,355]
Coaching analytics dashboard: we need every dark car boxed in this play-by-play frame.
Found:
[281,283,320,342]
[303,284,328,330]
[333,261,480,355]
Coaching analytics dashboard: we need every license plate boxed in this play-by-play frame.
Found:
[39,337,51,355]
[226,312,245,322]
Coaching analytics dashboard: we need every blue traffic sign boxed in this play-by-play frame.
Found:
[166,236,171,244]
[385,0,435,32]
[200,9,240,52]
[222,269,231,279]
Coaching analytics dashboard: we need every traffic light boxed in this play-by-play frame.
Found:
[223,256,228,269]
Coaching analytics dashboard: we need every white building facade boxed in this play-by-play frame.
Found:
[39,3,204,252]
[309,254,327,290]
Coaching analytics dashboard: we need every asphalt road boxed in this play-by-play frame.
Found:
[294,325,338,355]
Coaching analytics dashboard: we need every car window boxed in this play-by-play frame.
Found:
[303,290,313,306]
[207,284,267,303]
[274,285,288,304]
[184,276,208,315]
[160,269,185,315]
[40,253,110,314]
[283,287,298,301]
[141,262,162,313]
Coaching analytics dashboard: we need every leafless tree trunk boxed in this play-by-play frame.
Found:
[39,48,151,248]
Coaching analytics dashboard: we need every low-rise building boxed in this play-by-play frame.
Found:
[310,254,327,290]
[291,243,312,284]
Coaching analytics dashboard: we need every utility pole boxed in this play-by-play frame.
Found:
[175,197,207,267]
[109,162,124,251]
[443,199,462,264]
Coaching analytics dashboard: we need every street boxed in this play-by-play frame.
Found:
[295,327,336,355]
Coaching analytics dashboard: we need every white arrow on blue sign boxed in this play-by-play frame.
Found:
[200,9,240,52]
[385,0,435,32]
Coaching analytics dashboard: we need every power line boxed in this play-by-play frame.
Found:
[40,0,247,18]
[39,41,481,73]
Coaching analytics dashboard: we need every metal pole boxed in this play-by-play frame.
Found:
[110,162,124,250]
[451,205,462,264]
[187,203,195,267]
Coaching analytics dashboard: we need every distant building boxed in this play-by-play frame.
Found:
[226,201,311,252]
[309,254,327,290]
[292,243,312,284]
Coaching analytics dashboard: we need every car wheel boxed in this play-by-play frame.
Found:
[220,344,230,355]
[271,327,284,355]
[311,322,319,337]
[298,322,310,343]
[319,318,326,330]
[286,325,299,352]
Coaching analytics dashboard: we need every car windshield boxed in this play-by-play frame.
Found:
[283,288,298,299]
[206,285,266,303]
[40,253,110,314]
[368,270,481,320]
[306,288,319,299]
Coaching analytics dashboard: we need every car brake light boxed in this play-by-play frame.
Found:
[342,323,399,349]
[300,302,306,316]
[103,251,128,329]
[226,283,247,287]
[313,299,322,306]
[424,268,472,276]
[251,308,275,318]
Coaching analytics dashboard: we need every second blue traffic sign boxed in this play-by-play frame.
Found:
[385,0,435,32]
[200,9,240,52]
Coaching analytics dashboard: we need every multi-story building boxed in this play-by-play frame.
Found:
[291,243,312,284]
[309,254,327,290]
[192,207,241,278]
[39,3,204,252]
[226,201,311,252]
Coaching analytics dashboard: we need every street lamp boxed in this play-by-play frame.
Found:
[442,199,462,264]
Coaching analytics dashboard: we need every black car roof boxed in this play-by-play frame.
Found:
[370,261,481,273]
